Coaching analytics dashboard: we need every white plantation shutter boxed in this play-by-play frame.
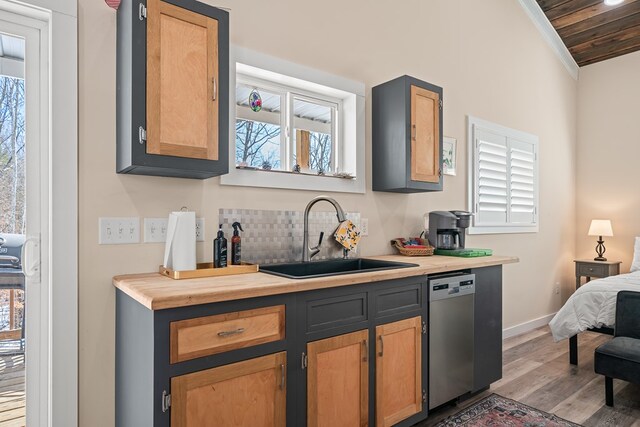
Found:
[475,130,508,226]
[509,139,536,224]
[469,118,538,234]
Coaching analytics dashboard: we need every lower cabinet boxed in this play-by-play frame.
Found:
[170,352,287,427]
[306,329,369,427]
[375,316,423,427]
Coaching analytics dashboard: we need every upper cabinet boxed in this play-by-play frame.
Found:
[372,76,443,193]
[116,0,229,179]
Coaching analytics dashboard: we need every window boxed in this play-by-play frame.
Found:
[235,74,340,174]
[468,116,539,234]
[221,47,365,194]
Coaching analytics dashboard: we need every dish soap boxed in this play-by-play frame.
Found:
[213,224,227,268]
[231,222,244,265]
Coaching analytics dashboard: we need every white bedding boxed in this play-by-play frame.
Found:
[548,270,640,341]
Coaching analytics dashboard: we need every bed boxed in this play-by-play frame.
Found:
[549,270,640,364]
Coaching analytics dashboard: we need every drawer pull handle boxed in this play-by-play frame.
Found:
[217,328,246,337]
[279,363,285,390]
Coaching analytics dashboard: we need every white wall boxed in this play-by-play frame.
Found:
[78,0,578,424]
[576,50,640,269]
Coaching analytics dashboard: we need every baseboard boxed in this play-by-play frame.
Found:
[502,312,557,340]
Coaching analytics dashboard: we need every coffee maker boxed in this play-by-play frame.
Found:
[427,211,473,250]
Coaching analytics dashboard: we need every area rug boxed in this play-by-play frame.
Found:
[434,394,581,427]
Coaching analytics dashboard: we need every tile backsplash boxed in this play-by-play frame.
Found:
[219,208,361,264]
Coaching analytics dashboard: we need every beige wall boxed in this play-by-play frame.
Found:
[576,50,640,269]
[79,0,578,424]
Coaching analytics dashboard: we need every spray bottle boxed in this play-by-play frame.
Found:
[231,222,244,265]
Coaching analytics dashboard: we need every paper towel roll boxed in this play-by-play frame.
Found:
[163,211,196,271]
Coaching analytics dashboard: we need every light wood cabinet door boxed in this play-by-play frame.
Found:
[147,0,219,161]
[410,85,440,183]
[375,316,422,427]
[171,352,286,427]
[307,329,369,427]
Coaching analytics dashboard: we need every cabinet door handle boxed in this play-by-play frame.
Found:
[378,335,384,357]
[279,363,285,390]
[412,124,417,141]
[217,327,245,337]
[362,339,368,362]
[212,77,217,101]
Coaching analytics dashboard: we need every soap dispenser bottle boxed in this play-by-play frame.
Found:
[213,224,227,268]
[231,222,244,265]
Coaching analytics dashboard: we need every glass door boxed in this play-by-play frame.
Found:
[0,12,46,426]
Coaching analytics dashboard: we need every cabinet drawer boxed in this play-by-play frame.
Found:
[170,305,285,363]
[374,283,422,318]
[577,263,607,278]
[307,293,367,333]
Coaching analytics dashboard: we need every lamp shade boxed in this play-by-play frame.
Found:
[588,219,613,237]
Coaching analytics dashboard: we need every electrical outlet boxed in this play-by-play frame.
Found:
[360,218,369,236]
[99,217,140,244]
[554,282,561,295]
[144,218,168,243]
[196,218,205,242]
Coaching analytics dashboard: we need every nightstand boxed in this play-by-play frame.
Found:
[574,259,622,290]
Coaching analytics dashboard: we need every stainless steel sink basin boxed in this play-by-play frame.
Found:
[260,258,418,279]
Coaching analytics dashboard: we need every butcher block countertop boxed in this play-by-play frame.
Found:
[113,254,519,310]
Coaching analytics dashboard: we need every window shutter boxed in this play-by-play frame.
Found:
[474,129,508,226]
[509,139,536,225]
[469,117,539,234]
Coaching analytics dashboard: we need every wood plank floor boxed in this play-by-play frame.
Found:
[0,354,24,427]
[416,327,640,427]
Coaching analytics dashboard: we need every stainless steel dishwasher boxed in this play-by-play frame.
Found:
[429,273,475,409]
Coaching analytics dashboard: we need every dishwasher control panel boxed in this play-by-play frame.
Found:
[429,274,476,301]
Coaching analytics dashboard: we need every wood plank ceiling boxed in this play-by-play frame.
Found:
[537,0,640,66]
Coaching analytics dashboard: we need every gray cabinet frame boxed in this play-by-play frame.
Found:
[372,75,444,193]
[116,267,502,426]
[116,0,229,179]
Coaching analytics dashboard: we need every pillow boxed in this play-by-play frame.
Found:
[631,237,640,272]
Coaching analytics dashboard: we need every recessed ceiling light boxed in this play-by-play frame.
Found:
[604,0,624,6]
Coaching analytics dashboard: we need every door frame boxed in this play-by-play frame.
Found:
[0,1,78,426]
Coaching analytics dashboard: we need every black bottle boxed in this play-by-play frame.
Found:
[231,222,244,265]
[213,224,227,268]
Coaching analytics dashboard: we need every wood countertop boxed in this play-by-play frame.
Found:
[113,255,519,310]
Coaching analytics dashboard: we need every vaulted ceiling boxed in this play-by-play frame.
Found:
[537,0,640,66]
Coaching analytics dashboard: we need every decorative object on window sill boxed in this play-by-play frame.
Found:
[292,164,301,173]
[333,172,355,179]
[317,168,325,176]
[588,219,614,261]
[249,89,262,112]
[443,136,457,176]
[261,161,272,170]
[105,0,121,9]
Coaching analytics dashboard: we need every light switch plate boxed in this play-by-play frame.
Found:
[143,218,168,243]
[143,217,205,243]
[99,217,140,244]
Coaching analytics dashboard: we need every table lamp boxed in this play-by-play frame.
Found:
[588,219,613,261]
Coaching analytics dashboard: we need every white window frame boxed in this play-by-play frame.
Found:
[235,74,342,173]
[222,46,365,194]
[468,116,539,234]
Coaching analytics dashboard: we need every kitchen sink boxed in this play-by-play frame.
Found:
[260,258,418,279]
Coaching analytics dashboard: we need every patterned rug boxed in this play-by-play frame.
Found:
[434,394,581,427]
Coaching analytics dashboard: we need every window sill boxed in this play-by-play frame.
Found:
[468,225,539,235]
[221,165,365,193]
[236,166,355,180]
